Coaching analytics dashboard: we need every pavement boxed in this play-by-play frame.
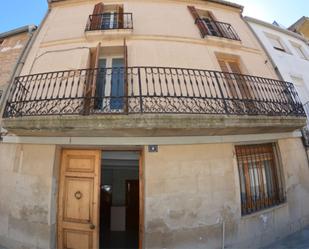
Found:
[263,226,309,249]
[0,227,308,249]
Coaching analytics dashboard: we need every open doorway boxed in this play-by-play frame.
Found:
[100,151,140,249]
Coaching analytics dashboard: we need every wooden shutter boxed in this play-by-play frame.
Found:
[187,6,208,38]
[84,43,101,114]
[118,5,124,29]
[228,61,252,98]
[218,60,229,72]
[228,62,241,74]
[123,38,128,113]
[218,60,238,98]
[91,2,104,30]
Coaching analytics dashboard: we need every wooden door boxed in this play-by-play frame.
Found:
[126,180,139,231]
[58,150,101,249]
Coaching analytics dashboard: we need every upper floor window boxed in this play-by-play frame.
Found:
[236,143,285,215]
[86,2,133,31]
[291,42,308,60]
[187,6,240,41]
[268,36,286,52]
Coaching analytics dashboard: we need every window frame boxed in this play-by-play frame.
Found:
[235,143,286,216]
[291,41,308,60]
[264,33,289,53]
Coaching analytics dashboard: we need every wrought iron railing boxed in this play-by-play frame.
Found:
[86,13,133,31]
[3,67,305,118]
[196,19,240,41]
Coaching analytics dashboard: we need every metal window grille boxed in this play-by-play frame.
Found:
[235,143,286,215]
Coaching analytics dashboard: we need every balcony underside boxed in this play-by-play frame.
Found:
[2,114,305,137]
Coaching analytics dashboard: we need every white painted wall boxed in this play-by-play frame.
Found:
[246,18,309,107]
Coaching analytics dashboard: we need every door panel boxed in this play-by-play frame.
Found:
[58,150,101,249]
[64,229,93,249]
[64,177,94,223]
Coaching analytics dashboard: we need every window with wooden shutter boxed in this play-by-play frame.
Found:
[217,59,253,100]
[90,2,104,30]
[236,143,285,215]
[218,59,240,98]
[118,5,124,29]
[92,45,127,113]
[84,43,101,114]
[187,6,208,37]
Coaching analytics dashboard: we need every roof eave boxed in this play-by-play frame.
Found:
[0,25,37,39]
[47,0,243,11]
[245,16,309,43]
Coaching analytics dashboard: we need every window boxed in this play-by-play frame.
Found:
[235,143,285,215]
[187,6,240,40]
[200,11,220,37]
[95,57,125,111]
[292,43,307,59]
[217,58,253,100]
[268,36,286,52]
[87,3,132,31]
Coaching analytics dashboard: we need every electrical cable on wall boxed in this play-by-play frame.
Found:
[29,47,91,73]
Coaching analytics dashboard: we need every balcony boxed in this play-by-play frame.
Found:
[2,67,305,137]
[196,19,240,41]
[85,13,133,31]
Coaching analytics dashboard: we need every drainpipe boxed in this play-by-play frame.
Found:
[0,8,51,134]
[222,220,225,249]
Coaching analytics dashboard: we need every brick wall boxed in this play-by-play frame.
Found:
[0,32,29,88]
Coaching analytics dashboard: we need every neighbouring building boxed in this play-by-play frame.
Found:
[0,1,309,249]
[288,16,309,41]
[245,17,309,145]
[0,25,37,116]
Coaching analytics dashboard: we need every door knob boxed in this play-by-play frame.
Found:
[90,224,95,230]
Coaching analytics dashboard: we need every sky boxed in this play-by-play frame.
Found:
[0,0,308,33]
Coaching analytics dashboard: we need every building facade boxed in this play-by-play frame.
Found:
[246,17,309,143]
[289,16,309,40]
[0,1,308,249]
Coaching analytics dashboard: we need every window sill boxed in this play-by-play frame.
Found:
[85,29,133,40]
[241,202,288,219]
[205,35,241,43]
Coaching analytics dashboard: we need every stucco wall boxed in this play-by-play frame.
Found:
[20,0,277,81]
[0,137,308,248]
[144,137,309,249]
[0,143,58,249]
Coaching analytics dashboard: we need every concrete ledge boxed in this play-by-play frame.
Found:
[2,114,306,137]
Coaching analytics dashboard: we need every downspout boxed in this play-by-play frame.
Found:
[0,8,51,139]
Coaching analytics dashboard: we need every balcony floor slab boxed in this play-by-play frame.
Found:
[2,114,306,137]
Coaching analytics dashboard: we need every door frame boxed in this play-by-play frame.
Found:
[57,147,145,249]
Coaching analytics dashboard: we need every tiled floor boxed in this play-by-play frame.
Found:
[263,226,309,249]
